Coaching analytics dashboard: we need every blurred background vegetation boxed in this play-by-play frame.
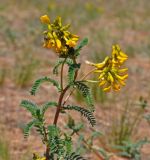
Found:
[0,0,150,159]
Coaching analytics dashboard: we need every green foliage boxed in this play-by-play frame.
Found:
[23,119,40,138]
[108,98,147,146]
[144,113,150,126]
[75,38,88,56]
[64,105,96,127]
[2,0,150,159]
[53,58,73,75]
[74,130,103,158]
[20,97,89,158]
[21,100,58,139]
[48,125,60,138]
[67,115,84,134]
[87,131,102,147]
[75,134,87,154]
[74,82,89,97]
[68,63,80,83]
[90,75,107,104]
[21,100,57,117]
[48,126,63,157]
[41,101,57,116]
[20,100,39,117]
[30,77,61,95]
[98,148,112,160]
[22,115,45,139]
[64,135,72,155]
[47,125,74,159]
[21,101,42,138]
[65,152,86,160]
[73,81,94,111]
[20,40,98,158]
[144,114,150,123]
[114,139,149,160]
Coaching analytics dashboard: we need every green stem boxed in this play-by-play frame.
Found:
[43,124,50,160]
[63,68,96,106]
[76,132,104,160]
[81,68,96,80]
[129,108,144,135]
[60,58,67,90]
[73,58,78,80]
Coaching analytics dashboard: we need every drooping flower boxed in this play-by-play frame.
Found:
[111,44,128,66]
[40,15,50,24]
[40,15,79,57]
[65,34,79,47]
[86,45,128,92]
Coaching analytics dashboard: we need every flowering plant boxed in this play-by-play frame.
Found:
[20,15,128,160]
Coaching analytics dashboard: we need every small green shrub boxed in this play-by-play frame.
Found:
[114,139,149,160]
[20,15,128,160]
[108,97,147,146]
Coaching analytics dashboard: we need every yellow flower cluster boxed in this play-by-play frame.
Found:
[87,45,128,92]
[40,15,79,57]
[33,153,46,160]
[111,45,128,66]
[36,158,46,160]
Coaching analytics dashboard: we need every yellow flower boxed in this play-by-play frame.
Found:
[112,44,128,66]
[66,35,79,47]
[112,83,120,91]
[103,85,111,92]
[86,45,128,92]
[33,153,46,160]
[66,39,76,47]
[40,158,46,160]
[43,40,51,48]
[36,157,46,160]
[40,15,50,24]
[40,15,79,57]
[86,56,110,70]
[53,16,62,28]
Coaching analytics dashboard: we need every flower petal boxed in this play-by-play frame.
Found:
[40,15,50,24]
